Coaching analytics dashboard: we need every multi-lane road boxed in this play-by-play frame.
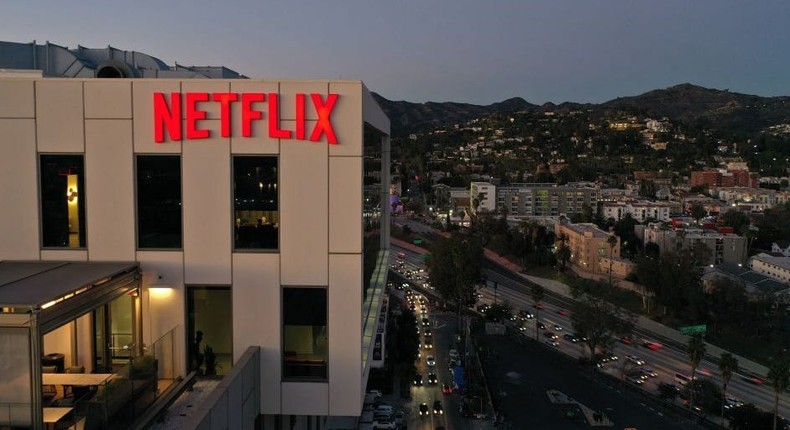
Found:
[475,264,790,420]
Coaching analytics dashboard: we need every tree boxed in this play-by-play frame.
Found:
[570,295,636,365]
[687,335,707,411]
[428,233,483,327]
[721,210,751,235]
[727,403,774,430]
[768,359,790,430]
[555,232,571,272]
[718,352,739,422]
[607,233,618,285]
[690,203,707,224]
[531,284,545,340]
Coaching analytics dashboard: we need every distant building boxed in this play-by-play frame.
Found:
[643,223,747,266]
[470,182,497,213]
[703,264,789,302]
[750,253,790,284]
[492,182,599,218]
[691,169,757,188]
[601,200,677,223]
[555,221,619,274]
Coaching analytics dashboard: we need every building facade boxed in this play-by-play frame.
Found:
[0,74,389,429]
[750,253,790,284]
[643,223,747,266]
[490,183,599,218]
[555,221,619,274]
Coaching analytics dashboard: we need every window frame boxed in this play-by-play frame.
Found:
[281,286,329,382]
[38,153,87,249]
[135,154,183,250]
[232,155,280,252]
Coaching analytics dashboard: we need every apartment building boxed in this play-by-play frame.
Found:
[490,182,599,217]
[643,223,747,266]
[555,221,619,274]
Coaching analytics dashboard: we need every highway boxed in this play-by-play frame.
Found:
[475,264,790,420]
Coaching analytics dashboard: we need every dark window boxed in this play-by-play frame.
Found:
[283,287,327,380]
[137,155,182,248]
[233,156,278,250]
[187,286,232,376]
[40,154,86,248]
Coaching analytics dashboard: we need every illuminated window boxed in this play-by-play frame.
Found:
[233,156,278,250]
[40,155,85,248]
[137,156,182,248]
[283,287,327,380]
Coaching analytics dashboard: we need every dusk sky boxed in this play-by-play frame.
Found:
[2,0,789,105]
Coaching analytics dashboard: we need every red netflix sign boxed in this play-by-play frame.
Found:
[153,92,339,144]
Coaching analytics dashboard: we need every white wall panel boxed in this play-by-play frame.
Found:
[281,382,328,415]
[0,119,39,259]
[362,85,390,135]
[36,81,84,153]
[0,80,34,118]
[181,81,230,121]
[280,129,328,286]
[40,250,87,261]
[232,253,281,413]
[132,80,182,153]
[278,81,326,121]
[183,123,231,284]
[84,81,132,119]
[85,120,135,260]
[137,251,185,375]
[328,157,362,254]
[229,81,279,154]
[328,82,362,157]
[328,254,362,415]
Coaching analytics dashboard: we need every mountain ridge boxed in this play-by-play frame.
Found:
[373,83,790,137]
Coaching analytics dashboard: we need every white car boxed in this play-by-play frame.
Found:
[372,420,396,430]
[626,355,645,366]
[426,356,436,367]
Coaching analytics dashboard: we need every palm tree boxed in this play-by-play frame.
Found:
[531,284,545,340]
[687,336,707,411]
[555,232,570,273]
[607,233,618,285]
[768,359,790,430]
[718,352,739,423]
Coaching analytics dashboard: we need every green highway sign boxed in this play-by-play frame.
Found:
[679,324,707,335]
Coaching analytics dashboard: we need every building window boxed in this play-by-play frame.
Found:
[283,287,327,380]
[187,286,232,376]
[40,154,85,248]
[137,156,182,248]
[233,156,278,250]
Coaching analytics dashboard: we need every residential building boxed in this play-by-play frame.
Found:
[750,253,790,284]
[494,183,599,218]
[0,44,389,430]
[643,223,747,266]
[555,221,619,274]
[601,200,676,223]
[470,182,496,213]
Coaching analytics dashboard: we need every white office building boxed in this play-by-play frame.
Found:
[0,69,389,430]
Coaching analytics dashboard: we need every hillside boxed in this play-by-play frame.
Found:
[374,84,790,137]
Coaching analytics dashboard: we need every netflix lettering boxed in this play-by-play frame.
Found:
[153,92,339,144]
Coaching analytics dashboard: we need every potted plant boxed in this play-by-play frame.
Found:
[203,345,219,376]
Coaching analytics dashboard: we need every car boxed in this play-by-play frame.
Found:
[545,339,559,347]
[558,309,570,316]
[397,252,407,259]
[423,328,432,336]
[626,355,645,366]
[413,374,423,386]
[534,303,545,310]
[724,397,744,410]
[372,420,396,429]
[442,383,453,394]
[426,356,436,366]
[477,304,491,313]
[553,324,563,331]
[743,375,766,385]
[368,389,383,399]
[537,321,546,330]
[563,333,579,343]
[428,373,438,385]
[423,337,433,349]
[641,367,658,377]
[419,403,429,416]
[421,318,430,327]
[620,335,633,345]
[626,372,646,385]
[393,410,405,426]
[544,331,558,340]
[518,310,534,320]
[448,349,459,359]
[376,404,394,416]
[433,400,443,415]
[643,340,663,350]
